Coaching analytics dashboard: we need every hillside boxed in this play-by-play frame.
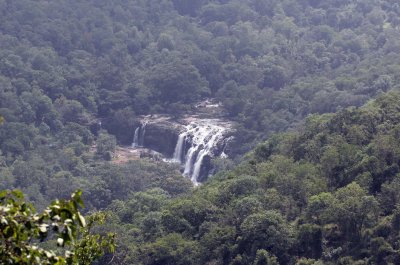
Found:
[105,91,400,264]
[1,0,400,156]
[1,0,400,264]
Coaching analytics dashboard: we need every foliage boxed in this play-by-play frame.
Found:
[101,92,400,264]
[1,0,400,264]
[0,0,399,155]
[0,190,114,265]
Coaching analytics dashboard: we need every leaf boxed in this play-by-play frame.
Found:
[67,226,74,243]
[60,209,73,220]
[71,190,84,208]
[3,226,13,238]
[45,251,53,258]
[52,215,61,221]
[1,217,8,225]
[0,190,8,199]
[77,212,86,228]
[1,206,11,212]
[39,224,48,233]
[11,189,24,199]
[57,238,64,247]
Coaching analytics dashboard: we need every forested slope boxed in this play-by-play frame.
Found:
[2,0,400,206]
[1,0,400,155]
[105,92,400,264]
[1,0,400,264]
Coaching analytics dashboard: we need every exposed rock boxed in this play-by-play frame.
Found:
[134,115,185,157]
[130,100,235,184]
[144,123,179,157]
[139,149,165,161]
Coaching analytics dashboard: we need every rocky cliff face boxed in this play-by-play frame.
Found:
[143,119,180,157]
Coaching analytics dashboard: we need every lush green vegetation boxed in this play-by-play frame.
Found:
[0,189,114,264]
[1,0,400,154]
[106,92,400,264]
[1,0,400,264]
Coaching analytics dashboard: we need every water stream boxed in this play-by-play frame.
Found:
[132,121,148,148]
[174,120,230,185]
[131,114,232,185]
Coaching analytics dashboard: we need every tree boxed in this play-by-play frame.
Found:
[311,183,380,243]
[239,211,294,263]
[172,0,206,16]
[199,224,236,264]
[96,132,116,160]
[0,189,114,265]
[146,59,210,105]
[259,64,290,90]
[253,249,279,265]
[54,99,87,124]
[140,233,200,265]
[103,107,135,145]
[73,212,116,265]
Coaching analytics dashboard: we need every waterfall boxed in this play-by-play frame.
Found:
[129,112,233,185]
[183,147,196,176]
[176,120,228,184]
[132,127,140,147]
[191,149,206,183]
[191,132,221,182]
[139,121,147,147]
[172,133,186,163]
[132,121,148,148]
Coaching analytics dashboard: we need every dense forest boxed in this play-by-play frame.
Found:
[1,0,400,264]
[105,91,400,264]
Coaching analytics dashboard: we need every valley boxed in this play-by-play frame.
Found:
[1,0,400,264]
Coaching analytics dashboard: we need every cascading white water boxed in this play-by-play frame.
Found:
[132,127,140,147]
[172,133,186,163]
[140,121,147,146]
[191,131,222,182]
[171,120,229,184]
[133,113,233,185]
[183,146,196,175]
[132,121,148,148]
